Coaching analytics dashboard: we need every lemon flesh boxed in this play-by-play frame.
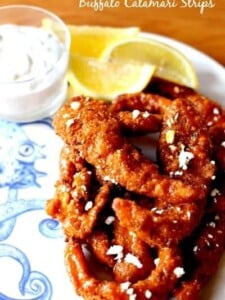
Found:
[68,25,140,58]
[68,55,156,100]
[43,22,198,96]
[102,37,199,89]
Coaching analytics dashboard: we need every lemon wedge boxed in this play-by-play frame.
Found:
[67,55,156,100]
[43,22,198,95]
[67,70,88,98]
[67,25,140,58]
[102,37,199,89]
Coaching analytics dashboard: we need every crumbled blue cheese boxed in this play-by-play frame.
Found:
[210,188,221,197]
[70,101,81,110]
[124,253,143,269]
[105,215,115,225]
[120,282,137,300]
[173,267,185,278]
[145,290,152,299]
[106,244,124,262]
[213,107,220,115]
[154,258,160,266]
[66,119,75,128]
[120,281,131,292]
[84,201,93,211]
[142,111,150,118]
[103,175,118,184]
[132,109,140,119]
[178,144,194,170]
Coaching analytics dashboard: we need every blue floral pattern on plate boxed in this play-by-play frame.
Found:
[0,119,78,300]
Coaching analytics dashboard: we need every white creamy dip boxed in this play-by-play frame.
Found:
[0,24,64,82]
[0,24,70,122]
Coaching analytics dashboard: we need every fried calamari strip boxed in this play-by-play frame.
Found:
[112,197,202,248]
[175,180,225,299]
[186,94,225,171]
[65,238,183,300]
[116,110,162,135]
[158,97,215,196]
[53,96,199,204]
[112,219,155,283]
[111,92,171,114]
[46,145,112,240]
[65,241,130,300]
[47,81,225,300]
[145,76,196,99]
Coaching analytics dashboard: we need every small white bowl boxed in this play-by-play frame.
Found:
[0,5,70,122]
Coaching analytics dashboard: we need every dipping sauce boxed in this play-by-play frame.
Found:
[0,24,64,82]
[0,23,70,122]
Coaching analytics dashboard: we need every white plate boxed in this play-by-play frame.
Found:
[0,33,224,300]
